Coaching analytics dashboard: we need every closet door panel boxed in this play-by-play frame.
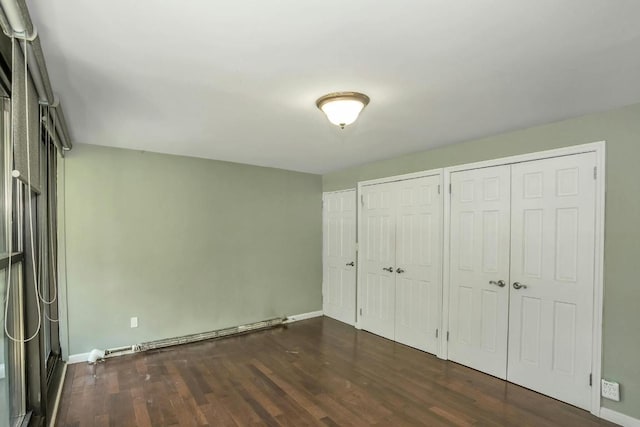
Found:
[394,175,442,354]
[322,190,357,325]
[448,165,511,379]
[508,152,596,411]
[359,183,396,340]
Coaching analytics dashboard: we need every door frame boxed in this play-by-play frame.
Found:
[441,141,606,416]
[322,188,357,324]
[355,169,444,350]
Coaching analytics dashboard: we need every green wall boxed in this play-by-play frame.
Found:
[323,102,640,418]
[63,144,322,355]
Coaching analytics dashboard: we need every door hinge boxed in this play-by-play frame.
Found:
[446,331,450,341]
[449,183,452,194]
[593,166,597,180]
[589,373,592,386]
[435,329,439,338]
[360,194,364,206]
[355,242,359,252]
[437,185,441,194]
[359,308,362,316]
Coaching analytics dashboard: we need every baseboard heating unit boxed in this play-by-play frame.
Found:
[135,316,285,352]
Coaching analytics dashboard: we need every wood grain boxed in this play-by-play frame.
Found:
[56,317,615,426]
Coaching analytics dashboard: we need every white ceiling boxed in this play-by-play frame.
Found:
[28,0,640,174]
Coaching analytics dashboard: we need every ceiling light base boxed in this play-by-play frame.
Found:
[316,92,370,129]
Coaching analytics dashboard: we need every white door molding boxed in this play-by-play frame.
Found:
[358,169,445,188]
[441,141,606,416]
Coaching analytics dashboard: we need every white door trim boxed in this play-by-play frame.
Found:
[441,141,606,417]
[592,142,607,417]
[323,188,357,194]
[356,169,444,340]
[359,169,444,188]
[443,141,604,174]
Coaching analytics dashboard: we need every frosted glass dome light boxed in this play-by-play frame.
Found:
[316,92,370,129]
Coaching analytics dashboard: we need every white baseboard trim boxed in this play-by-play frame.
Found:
[600,407,640,427]
[67,352,90,364]
[284,310,323,323]
[67,313,324,363]
[68,346,136,364]
[48,363,67,427]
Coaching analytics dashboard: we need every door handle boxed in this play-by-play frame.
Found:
[489,280,506,288]
[382,266,394,272]
[346,261,355,266]
[512,282,527,290]
[396,268,405,274]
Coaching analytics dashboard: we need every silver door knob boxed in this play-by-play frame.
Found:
[396,268,405,274]
[513,282,527,290]
[489,280,506,287]
[382,266,394,272]
[346,261,355,266]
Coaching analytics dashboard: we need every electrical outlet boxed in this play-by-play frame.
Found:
[601,379,620,401]
[130,317,138,328]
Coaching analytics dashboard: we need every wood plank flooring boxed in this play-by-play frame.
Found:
[55,317,615,426]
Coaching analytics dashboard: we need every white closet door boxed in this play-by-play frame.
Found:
[508,153,596,410]
[394,176,442,354]
[360,182,396,340]
[448,165,511,379]
[322,190,357,325]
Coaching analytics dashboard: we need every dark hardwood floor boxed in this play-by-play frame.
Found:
[55,317,615,426]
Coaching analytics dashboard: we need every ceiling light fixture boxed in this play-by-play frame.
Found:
[316,92,370,129]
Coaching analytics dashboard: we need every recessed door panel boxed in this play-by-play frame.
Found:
[480,289,498,352]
